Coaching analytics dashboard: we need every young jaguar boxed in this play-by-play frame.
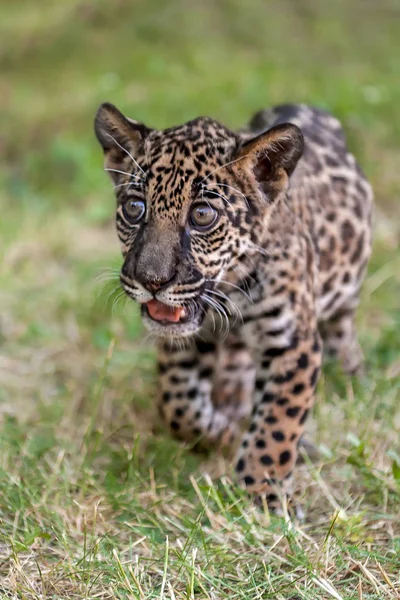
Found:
[95,102,373,510]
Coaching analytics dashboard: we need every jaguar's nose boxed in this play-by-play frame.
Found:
[145,280,164,293]
[137,272,176,295]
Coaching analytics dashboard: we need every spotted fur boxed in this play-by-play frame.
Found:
[95,102,373,510]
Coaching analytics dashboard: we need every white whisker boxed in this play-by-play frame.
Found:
[105,167,144,180]
[207,288,243,326]
[111,290,127,315]
[113,181,143,190]
[209,278,252,302]
[201,291,230,338]
[201,186,236,214]
[106,133,147,178]
[101,283,123,307]
[246,242,272,259]
[210,182,250,210]
[95,267,121,282]
[200,153,251,183]
[96,273,120,284]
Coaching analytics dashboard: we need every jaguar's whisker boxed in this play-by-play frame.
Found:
[101,283,123,307]
[105,167,144,180]
[111,290,127,315]
[207,288,243,325]
[201,185,236,214]
[113,181,143,190]
[106,133,147,178]
[208,278,252,303]
[214,183,250,209]
[201,292,230,338]
[200,154,251,183]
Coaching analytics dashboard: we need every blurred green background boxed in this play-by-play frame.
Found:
[1,1,400,597]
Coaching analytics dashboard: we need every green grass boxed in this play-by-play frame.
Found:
[1,0,400,597]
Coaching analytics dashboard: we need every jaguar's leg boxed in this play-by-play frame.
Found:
[319,307,363,375]
[157,338,238,450]
[212,333,255,424]
[235,329,322,511]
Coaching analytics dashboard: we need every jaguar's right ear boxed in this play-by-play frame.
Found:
[234,123,304,202]
[94,102,152,180]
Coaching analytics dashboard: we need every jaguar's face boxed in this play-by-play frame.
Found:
[94,103,303,337]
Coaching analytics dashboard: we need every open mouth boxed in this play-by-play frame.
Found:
[143,299,202,326]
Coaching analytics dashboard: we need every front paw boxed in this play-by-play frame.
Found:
[253,487,305,520]
[236,471,295,512]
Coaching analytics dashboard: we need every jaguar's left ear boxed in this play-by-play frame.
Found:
[235,123,304,200]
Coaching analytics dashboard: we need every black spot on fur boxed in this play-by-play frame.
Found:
[286,406,301,418]
[264,415,278,425]
[179,359,198,369]
[312,335,321,353]
[244,475,255,486]
[262,305,283,318]
[297,353,309,369]
[273,370,295,384]
[255,378,265,391]
[260,454,273,466]
[262,392,275,404]
[272,430,285,442]
[322,273,337,295]
[341,219,355,244]
[266,493,278,503]
[310,367,320,388]
[170,374,187,384]
[279,450,291,465]
[199,367,213,379]
[236,458,245,472]
[263,347,287,359]
[292,383,305,395]
[277,397,289,406]
[351,232,365,264]
[299,409,309,425]
[196,341,216,354]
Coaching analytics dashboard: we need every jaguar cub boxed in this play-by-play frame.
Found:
[95,102,373,510]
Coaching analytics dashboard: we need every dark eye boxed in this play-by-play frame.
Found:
[123,199,146,224]
[190,203,219,230]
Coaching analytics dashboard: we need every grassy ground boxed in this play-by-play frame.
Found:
[1,0,400,598]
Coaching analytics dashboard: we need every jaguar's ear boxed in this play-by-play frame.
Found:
[236,123,304,200]
[94,102,152,180]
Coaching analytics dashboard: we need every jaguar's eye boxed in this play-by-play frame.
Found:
[123,199,146,224]
[190,203,219,230]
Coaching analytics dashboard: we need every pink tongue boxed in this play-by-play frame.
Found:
[146,299,184,323]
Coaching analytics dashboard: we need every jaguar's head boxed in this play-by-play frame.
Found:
[94,102,303,337]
